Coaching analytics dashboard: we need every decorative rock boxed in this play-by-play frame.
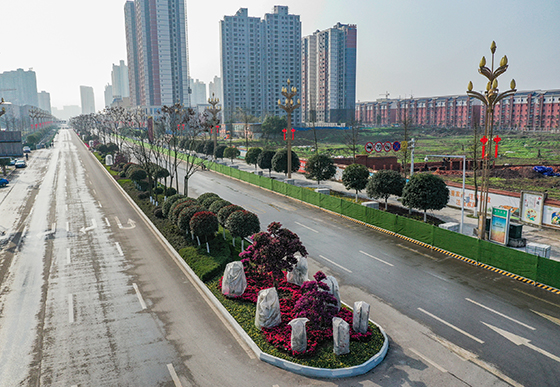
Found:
[286,254,309,286]
[353,301,370,334]
[222,261,247,297]
[321,275,341,311]
[255,287,282,329]
[362,201,379,209]
[332,317,350,355]
[315,188,330,195]
[288,318,309,353]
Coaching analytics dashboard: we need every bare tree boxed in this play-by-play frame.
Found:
[344,118,361,161]
[235,106,257,149]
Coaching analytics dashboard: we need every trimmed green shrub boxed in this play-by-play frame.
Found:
[154,187,164,195]
[208,199,232,214]
[165,187,177,196]
[177,205,205,233]
[138,192,149,200]
[217,204,244,226]
[170,198,197,224]
[197,192,220,205]
[225,210,260,240]
[202,196,221,209]
[215,145,227,159]
[163,194,186,218]
[190,211,219,241]
[127,167,147,181]
[154,207,163,218]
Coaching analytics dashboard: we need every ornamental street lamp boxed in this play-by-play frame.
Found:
[206,93,221,159]
[467,41,516,240]
[278,79,300,179]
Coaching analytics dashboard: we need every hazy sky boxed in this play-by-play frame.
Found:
[2,0,559,111]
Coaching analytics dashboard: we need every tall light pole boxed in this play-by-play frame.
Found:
[206,93,221,159]
[425,154,466,234]
[467,41,516,239]
[278,79,300,179]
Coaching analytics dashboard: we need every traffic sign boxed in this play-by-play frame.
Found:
[365,142,374,153]
[401,140,408,151]
[393,141,401,152]
[383,141,392,152]
[374,141,383,153]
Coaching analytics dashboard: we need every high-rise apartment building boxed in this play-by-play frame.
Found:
[37,91,52,114]
[220,6,301,122]
[302,23,357,124]
[80,86,96,114]
[124,0,191,111]
[0,68,39,107]
[208,76,222,102]
[104,84,114,107]
[111,60,130,99]
[189,78,207,106]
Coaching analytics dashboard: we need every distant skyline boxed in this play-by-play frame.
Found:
[1,0,559,113]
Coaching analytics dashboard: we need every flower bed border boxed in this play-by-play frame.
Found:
[86,141,389,378]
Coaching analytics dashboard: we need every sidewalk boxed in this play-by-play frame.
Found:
[210,155,560,262]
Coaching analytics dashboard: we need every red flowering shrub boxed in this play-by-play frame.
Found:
[293,271,338,329]
[240,222,307,287]
[220,269,372,356]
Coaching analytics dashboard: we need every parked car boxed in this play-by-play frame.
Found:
[0,178,8,187]
[23,146,31,153]
[9,158,15,166]
[15,160,26,168]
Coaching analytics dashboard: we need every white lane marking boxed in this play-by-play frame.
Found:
[133,283,147,310]
[52,223,56,232]
[360,250,394,267]
[409,347,447,373]
[319,255,352,273]
[167,364,183,387]
[397,243,438,260]
[418,308,484,344]
[115,242,124,256]
[294,221,318,233]
[66,222,69,232]
[115,217,137,229]
[68,294,74,323]
[93,189,97,195]
[98,201,102,208]
[67,248,71,264]
[428,273,449,282]
[65,204,68,211]
[531,309,560,326]
[466,298,535,330]
[513,288,560,309]
[482,322,560,363]
[80,218,97,234]
[105,217,111,227]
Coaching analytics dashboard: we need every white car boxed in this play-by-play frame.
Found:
[15,160,26,168]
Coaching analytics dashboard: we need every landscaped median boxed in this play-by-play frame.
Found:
[89,149,389,377]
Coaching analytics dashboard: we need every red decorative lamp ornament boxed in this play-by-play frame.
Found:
[493,135,501,158]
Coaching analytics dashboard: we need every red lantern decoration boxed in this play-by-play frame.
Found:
[291,128,295,140]
[480,136,489,158]
[282,128,287,141]
[493,135,501,158]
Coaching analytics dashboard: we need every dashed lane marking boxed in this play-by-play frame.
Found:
[295,221,318,233]
[68,294,75,323]
[319,255,352,273]
[418,307,484,344]
[359,250,394,267]
[115,242,124,256]
[167,364,183,387]
[133,283,147,310]
[466,298,535,330]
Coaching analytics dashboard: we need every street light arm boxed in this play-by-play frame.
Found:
[494,89,517,105]
[467,91,488,105]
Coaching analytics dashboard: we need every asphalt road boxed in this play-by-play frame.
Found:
[1,129,559,386]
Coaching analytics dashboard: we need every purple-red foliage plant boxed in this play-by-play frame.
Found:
[240,222,307,287]
[293,271,339,330]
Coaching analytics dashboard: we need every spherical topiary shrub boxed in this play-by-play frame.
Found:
[138,192,149,200]
[177,205,205,233]
[170,198,197,224]
[202,196,221,209]
[137,181,149,191]
[217,204,244,227]
[208,199,232,214]
[225,210,260,246]
[127,167,147,182]
[154,187,164,195]
[162,194,186,218]
[165,187,177,196]
[153,207,163,218]
[196,192,220,205]
[123,162,137,174]
[190,211,219,242]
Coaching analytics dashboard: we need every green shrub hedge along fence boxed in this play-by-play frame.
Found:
[135,140,560,293]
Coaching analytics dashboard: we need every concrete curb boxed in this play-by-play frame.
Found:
[82,138,389,378]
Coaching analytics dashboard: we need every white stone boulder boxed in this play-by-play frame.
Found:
[255,287,282,329]
[288,318,309,353]
[353,301,370,334]
[221,261,247,297]
[286,254,309,286]
[332,317,350,355]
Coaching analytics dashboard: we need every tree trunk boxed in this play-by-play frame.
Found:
[423,210,427,222]
[385,198,388,210]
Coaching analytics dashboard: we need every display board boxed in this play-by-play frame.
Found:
[520,191,546,226]
[489,207,511,245]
